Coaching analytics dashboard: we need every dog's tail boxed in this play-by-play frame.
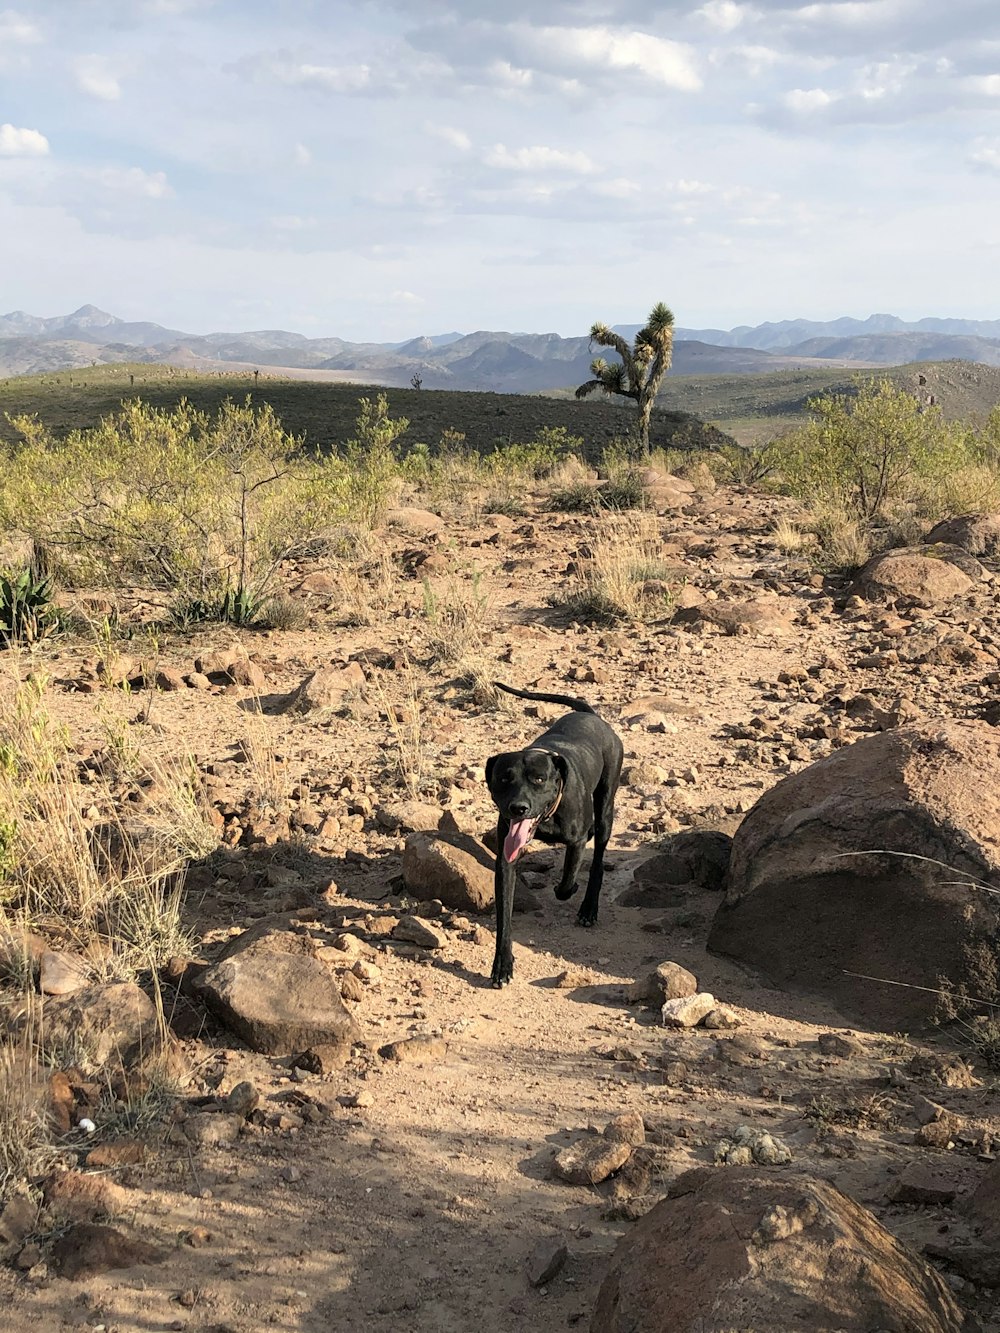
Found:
[493,681,597,715]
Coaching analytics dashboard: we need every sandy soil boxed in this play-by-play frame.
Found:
[3,480,999,1332]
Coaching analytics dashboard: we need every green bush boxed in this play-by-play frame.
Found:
[0,397,348,604]
[776,379,969,520]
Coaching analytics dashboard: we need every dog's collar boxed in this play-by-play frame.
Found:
[524,748,564,821]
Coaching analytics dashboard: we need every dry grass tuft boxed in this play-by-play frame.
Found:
[561,513,679,623]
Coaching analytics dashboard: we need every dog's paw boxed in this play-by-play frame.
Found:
[576,910,598,928]
[490,955,514,987]
[554,882,579,901]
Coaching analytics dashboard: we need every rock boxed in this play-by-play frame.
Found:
[622,831,732,905]
[183,1112,244,1147]
[708,720,1000,1029]
[351,959,381,984]
[154,666,187,691]
[0,925,46,981]
[818,1032,863,1058]
[604,1112,646,1147]
[380,1035,448,1063]
[43,1170,130,1221]
[673,599,794,637]
[282,662,366,714]
[194,949,360,1057]
[714,1126,792,1166]
[401,830,494,914]
[32,982,158,1071]
[912,1093,950,1125]
[661,992,716,1028]
[968,1156,1000,1239]
[296,1043,350,1075]
[38,950,90,996]
[526,1237,569,1288]
[392,916,448,950]
[0,1195,37,1246]
[296,570,340,595]
[628,961,698,1006]
[553,1137,632,1186]
[915,1114,962,1148]
[224,1081,260,1116]
[592,1168,967,1333]
[853,545,977,608]
[384,506,444,537]
[701,1006,741,1029]
[907,1051,976,1088]
[50,1223,165,1280]
[892,1161,960,1205]
[375,799,442,833]
[925,513,1000,557]
[85,1141,146,1168]
[340,972,365,1003]
[554,969,592,989]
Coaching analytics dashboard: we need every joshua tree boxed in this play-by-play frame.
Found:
[575,302,675,455]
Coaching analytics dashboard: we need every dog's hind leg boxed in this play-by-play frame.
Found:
[554,841,584,901]
[577,778,616,926]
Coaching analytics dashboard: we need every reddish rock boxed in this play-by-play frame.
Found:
[709,721,1000,1029]
[592,1168,966,1333]
[402,830,494,914]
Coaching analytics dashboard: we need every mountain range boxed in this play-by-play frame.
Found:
[3,305,1000,391]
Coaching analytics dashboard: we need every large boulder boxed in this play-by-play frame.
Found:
[592,1167,968,1333]
[852,544,979,608]
[708,721,1000,1029]
[194,924,360,1056]
[31,982,159,1072]
[925,513,1000,557]
[401,830,494,914]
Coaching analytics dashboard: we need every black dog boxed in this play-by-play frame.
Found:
[485,682,624,988]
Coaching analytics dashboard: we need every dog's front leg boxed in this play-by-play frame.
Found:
[578,782,614,926]
[554,841,583,901]
[491,822,517,986]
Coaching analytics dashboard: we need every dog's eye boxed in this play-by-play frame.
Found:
[529,775,544,784]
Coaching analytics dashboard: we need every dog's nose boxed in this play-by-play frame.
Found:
[509,801,530,818]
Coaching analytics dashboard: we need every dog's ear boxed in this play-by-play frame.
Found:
[549,752,570,783]
[485,755,498,790]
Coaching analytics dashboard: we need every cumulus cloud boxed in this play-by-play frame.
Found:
[484,143,596,173]
[97,166,171,198]
[696,1,751,32]
[783,86,836,111]
[0,123,49,156]
[75,55,122,101]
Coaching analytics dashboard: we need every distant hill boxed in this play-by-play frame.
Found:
[3,305,1000,392]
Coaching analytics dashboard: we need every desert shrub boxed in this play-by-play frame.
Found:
[420,570,492,665]
[717,439,783,486]
[0,398,348,608]
[775,379,970,520]
[805,502,876,572]
[341,393,408,527]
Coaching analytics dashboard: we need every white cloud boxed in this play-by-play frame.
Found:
[425,122,472,151]
[390,289,423,304]
[293,142,312,167]
[0,123,49,156]
[484,143,596,173]
[783,86,836,112]
[857,58,914,99]
[966,74,1000,97]
[0,8,40,43]
[75,55,122,101]
[281,61,375,93]
[97,166,172,198]
[523,25,702,91]
[697,1,750,33]
[969,139,1000,173]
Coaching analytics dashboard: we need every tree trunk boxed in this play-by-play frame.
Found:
[637,390,654,457]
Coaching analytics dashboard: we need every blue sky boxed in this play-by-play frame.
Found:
[1,0,999,339]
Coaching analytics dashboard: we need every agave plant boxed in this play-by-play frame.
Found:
[0,568,58,647]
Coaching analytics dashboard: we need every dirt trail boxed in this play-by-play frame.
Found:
[4,482,999,1331]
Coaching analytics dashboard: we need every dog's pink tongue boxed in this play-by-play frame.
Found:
[503,819,535,863]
